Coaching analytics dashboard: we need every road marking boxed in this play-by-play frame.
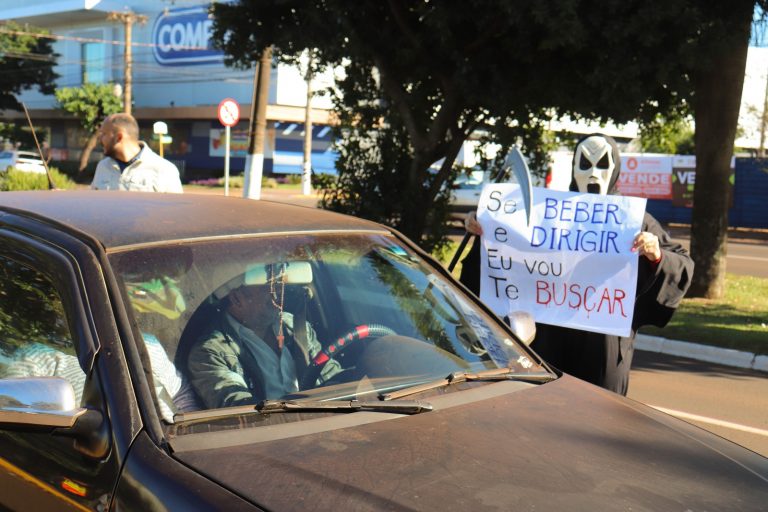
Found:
[650,405,768,437]
[729,255,768,262]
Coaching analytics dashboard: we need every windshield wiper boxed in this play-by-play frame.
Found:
[380,368,557,401]
[174,398,433,423]
[258,399,432,415]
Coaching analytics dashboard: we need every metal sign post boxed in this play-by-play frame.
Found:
[153,121,168,157]
[217,98,240,197]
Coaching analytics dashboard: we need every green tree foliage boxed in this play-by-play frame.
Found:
[0,21,58,149]
[55,83,122,172]
[639,113,695,154]
[211,0,696,248]
[212,1,766,297]
[0,21,57,110]
[0,257,73,373]
[0,122,43,150]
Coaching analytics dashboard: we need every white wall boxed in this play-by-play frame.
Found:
[736,46,768,150]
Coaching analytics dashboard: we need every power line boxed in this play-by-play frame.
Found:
[1,48,244,81]
[0,28,209,51]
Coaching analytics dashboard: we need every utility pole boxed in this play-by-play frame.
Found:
[243,46,273,200]
[108,11,147,115]
[302,51,314,196]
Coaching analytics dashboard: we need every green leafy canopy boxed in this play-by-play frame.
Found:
[55,83,123,134]
[0,21,58,111]
[209,1,743,249]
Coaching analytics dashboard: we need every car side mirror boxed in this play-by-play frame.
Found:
[0,377,88,428]
[504,311,536,346]
[0,377,108,458]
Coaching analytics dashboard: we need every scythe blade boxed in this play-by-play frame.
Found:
[506,146,534,227]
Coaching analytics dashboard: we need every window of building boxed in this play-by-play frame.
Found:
[82,42,106,84]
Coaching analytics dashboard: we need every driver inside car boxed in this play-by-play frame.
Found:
[187,263,342,409]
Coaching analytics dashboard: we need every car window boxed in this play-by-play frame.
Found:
[17,152,42,160]
[455,170,489,189]
[109,233,545,424]
[0,254,85,402]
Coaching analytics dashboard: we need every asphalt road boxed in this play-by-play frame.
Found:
[666,225,768,279]
[629,351,768,457]
[723,241,768,278]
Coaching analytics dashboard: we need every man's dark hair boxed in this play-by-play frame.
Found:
[107,113,139,141]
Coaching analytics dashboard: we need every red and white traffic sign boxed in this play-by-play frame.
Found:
[217,98,240,127]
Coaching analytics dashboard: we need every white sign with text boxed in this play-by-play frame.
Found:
[477,184,647,337]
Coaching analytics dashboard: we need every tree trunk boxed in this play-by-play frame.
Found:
[79,132,99,173]
[688,2,753,299]
[397,155,430,242]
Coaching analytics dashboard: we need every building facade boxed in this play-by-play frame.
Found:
[3,1,767,178]
[1,0,339,178]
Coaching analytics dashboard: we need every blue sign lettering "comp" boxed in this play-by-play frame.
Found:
[152,6,224,66]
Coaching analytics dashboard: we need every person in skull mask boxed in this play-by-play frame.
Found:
[459,133,693,395]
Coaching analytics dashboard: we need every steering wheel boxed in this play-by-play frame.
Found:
[299,324,396,390]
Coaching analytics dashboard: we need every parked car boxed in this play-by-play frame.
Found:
[447,169,490,218]
[0,191,765,511]
[0,150,47,174]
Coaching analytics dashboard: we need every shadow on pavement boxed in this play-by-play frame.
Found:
[632,350,760,379]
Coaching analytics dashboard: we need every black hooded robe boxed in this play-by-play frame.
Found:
[459,214,692,395]
[459,134,693,395]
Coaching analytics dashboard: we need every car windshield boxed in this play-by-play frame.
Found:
[108,232,546,426]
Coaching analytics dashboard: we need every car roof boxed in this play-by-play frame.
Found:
[0,191,388,251]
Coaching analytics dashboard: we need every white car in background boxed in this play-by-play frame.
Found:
[448,153,574,219]
[0,150,47,174]
[448,169,490,218]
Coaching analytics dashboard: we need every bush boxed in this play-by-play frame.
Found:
[312,172,337,190]
[220,175,244,188]
[189,177,220,187]
[0,167,77,191]
[262,177,279,188]
[189,175,278,189]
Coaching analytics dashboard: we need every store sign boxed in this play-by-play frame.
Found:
[616,154,673,199]
[152,6,224,66]
[671,156,736,208]
[209,129,249,157]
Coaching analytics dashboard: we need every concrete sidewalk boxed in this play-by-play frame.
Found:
[635,333,768,373]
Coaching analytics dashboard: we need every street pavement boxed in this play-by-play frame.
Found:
[629,350,768,457]
[666,224,768,279]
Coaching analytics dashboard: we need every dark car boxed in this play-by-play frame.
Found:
[0,191,766,511]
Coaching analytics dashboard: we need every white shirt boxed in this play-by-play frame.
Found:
[91,142,183,193]
[5,334,196,422]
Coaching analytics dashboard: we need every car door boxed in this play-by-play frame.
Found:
[0,228,128,511]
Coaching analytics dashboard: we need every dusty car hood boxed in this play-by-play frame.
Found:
[172,376,768,511]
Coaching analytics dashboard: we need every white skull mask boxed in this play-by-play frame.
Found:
[573,135,616,195]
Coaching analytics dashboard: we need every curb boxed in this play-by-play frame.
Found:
[635,334,768,373]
